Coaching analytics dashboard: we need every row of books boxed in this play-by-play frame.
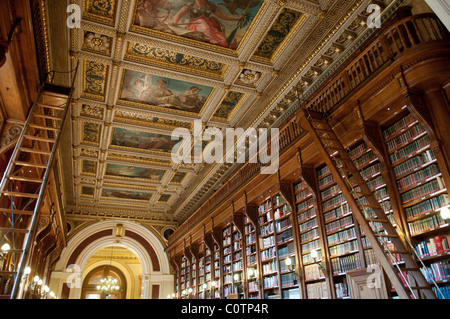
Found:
[408,213,447,236]
[383,113,416,140]
[420,260,450,282]
[297,198,315,212]
[335,282,350,298]
[302,238,321,254]
[297,207,316,223]
[301,228,319,242]
[259,222,274,237]
[247,254,257,266]
[296,189,312,203]
[367,175,386,192]
[306,281,329,299]
[393,150,435,178]
[246,245,256,255]
[304,263,323,281]
[318,174,334,190]
[414,235,450,258]
[325,215,354,233]
[397,164,440,191]
[233,241,242,251]
[274,204,291,219]
[273,195,285,207]
[327,227,356,246]
[360,162,381,180]
[323,193,347,211]
[261,235,275,248]
[262,260,278,275]
[404,194,449,220]
[317,166,331,179]
[263,275,279,289]
[331,253,362,274]
[277,228,294,244]
[278,242,295,259]
[281,272,298,287]
[258,212,273,225]
[299,217,317,233]
[400,178,444,205]
[261,247,276,261]
[433,286,450,299]
[282,288,300,299]
[354,150,377,170]
[294,182,306,192]
[233,260,243,271]
[321,185,341,201]
[275,217,292,233]
[329,239,359,257]
[246,233,256,245]
[349,142,369,160]
[324,203,351,223]
[386,123,425,153]
[258,201,272,213]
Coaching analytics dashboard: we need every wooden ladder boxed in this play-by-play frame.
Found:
[0,68,77,299]
[299,109,436,299]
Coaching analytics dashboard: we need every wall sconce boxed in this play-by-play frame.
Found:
[441,206,450,221]
[247,268,257,280]
[233,273,242,293]
[285,257,299,280]
[0,243,10,259]
[311,249,326,273]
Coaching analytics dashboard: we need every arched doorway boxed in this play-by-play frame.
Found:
[81,265,127,299]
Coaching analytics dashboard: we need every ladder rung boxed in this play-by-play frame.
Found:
[13,161,48,169]
[23,135,55,143]
[2,249,23,254]
[36,102,64,110]
[375,234,398,238]
[386,250,409,254]
[0,295,11,299]
[401,267,421,272]
[27,124,58,131]
[19,148,51,155]
[0,208,34,215]
[7,176,43,183]
[32,113,61,121]
[410,286,432,290]
[0,227,29,233]
[0,191,39,199]
[366,219,390,223]
[0,271,17,275]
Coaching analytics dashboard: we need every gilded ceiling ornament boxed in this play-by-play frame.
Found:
[238,69,260,84]
[84,32,111,53]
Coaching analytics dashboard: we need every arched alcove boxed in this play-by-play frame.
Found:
[50,220,174,299]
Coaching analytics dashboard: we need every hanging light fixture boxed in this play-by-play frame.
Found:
[96,246,120,297]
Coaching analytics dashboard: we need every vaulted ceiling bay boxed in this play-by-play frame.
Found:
[41,0,383,239]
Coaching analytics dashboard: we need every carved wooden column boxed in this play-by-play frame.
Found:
[244,201,263,299]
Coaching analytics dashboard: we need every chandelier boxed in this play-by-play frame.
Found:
[97,276,120,295]
[96,246,120,296]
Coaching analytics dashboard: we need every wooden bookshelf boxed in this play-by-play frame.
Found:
[244,212,260,299]
[382,111,450,298]
[317,163,365,299]
[258,197,280,299]
[274,194,300,299]
[295,178,328,299]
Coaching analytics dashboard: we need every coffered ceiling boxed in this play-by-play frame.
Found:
[41,0,395,229]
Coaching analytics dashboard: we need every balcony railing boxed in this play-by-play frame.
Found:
[168,14,450,246]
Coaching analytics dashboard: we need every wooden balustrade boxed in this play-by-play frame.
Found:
[168,13,450,248]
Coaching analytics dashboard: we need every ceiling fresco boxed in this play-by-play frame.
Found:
[45,0,394,225]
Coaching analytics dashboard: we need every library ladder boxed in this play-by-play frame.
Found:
[0,64,78,299]
[299,109,436,299]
